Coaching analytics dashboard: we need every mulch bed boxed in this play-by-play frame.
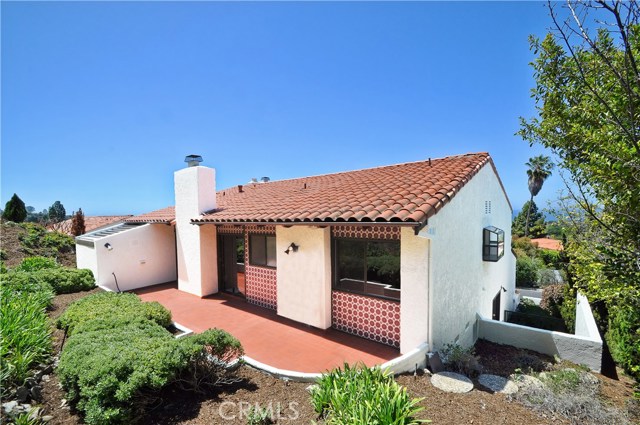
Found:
[37,289,637,425]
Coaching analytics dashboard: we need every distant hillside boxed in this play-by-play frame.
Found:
[1,221,76,268]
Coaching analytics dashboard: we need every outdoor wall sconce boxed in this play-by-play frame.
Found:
[501,286,507,293]
[104,243,113,251]
[284,243,299,255]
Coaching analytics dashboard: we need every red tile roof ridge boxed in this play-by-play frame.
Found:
[242,152,490,186]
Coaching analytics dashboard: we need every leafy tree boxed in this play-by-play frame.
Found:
[48,201,66,223]
[71,209,86,237]
[513,200,546,238]
[519,1,640,380]
[2,193,27,223]
[26,206,35,213]
[524,156,553,237]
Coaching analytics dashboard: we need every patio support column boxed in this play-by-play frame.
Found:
[400,226,430,354]
[174,165,218,297]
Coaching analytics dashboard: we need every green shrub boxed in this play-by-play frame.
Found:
[19,223,74,254]
[58,318,243,425]
[512,237,538,257]
[1,261,8,274]
[15,256,59,272]
[516,256,542,287]
[58,318,182,424]
[34,268,94,294]
[440,343,482,377]
[606,298,640,381]
[0,268,92,298]
[57,292,171,335]
[311,363,427,425]
[1,272,56,305]
[0,248,7,261]
[540,284,576,332]
[0,284,53,393]
[538,249,561,268]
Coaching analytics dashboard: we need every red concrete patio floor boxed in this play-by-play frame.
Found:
[135,283,399,374]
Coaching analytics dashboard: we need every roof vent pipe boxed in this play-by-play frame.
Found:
[260,177,270,183]
[184,155,203,167]
[249,177,258,183]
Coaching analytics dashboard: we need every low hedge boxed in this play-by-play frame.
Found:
[58,317,243,424]
[1,268,94,296]
[57,292,172,335]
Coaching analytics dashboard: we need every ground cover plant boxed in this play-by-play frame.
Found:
[56,292,244,424]
[311,363,427,425]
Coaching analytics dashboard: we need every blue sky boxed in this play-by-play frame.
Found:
[2,1,561,217]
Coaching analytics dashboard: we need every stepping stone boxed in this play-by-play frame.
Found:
[477,374,518,394]
[430,371,474,393]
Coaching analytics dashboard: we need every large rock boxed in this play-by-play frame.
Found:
[430,371,474,393]
[478,374,518,394]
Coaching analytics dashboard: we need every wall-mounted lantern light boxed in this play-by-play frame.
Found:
[284,242,299,255]
[483,226,504,262]
[104,243,113,251]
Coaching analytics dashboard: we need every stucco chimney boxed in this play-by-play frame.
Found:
[174,156,218,297]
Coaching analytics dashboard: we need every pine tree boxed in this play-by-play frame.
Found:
[2,193,27,223]
[48,201,66,223]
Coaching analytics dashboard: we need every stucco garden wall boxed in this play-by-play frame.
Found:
[79,224,177,292]
[425,164,515,350]
[478,311,602,372]
[276,225,331,328]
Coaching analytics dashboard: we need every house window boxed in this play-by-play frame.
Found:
[333,238,400,301]
[483,226,504,262]
[249,234,276,267]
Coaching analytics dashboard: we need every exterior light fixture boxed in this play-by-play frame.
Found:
[482,226,504,262]
[284,243,299,255]
[104,243,113,251]
[184,154,203,167]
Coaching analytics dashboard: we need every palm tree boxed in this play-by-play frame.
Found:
[524,155,553,237]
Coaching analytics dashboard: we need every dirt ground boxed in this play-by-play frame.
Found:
[0,222,76,268]
[36,290,638,425]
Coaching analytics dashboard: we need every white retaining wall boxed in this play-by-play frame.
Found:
[477,291,603,372]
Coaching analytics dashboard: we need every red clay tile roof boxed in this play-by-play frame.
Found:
[195,152,508,225]
[51,215,133,236]
[531,238,563,251]
[125,206,175,224]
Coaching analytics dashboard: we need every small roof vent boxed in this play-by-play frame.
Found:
[184,155,202,167]
[184,154,203,167]
[249,177,258,184]
[260,176,270,183]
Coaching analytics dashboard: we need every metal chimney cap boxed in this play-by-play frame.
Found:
[260,176,270,183]
[184,155,203,167]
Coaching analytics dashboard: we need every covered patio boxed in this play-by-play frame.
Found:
[135,283,399,374]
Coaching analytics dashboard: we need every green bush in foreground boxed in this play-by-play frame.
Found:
[311,363,428,425]
[0,272,56,306]
[15,256,60,272]
[58,317,243,424]
[0,284,53,393]
[57,292,171,335]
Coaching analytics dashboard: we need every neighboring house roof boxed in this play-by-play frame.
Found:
[125,206,175,224]
[51,215,133,235]
[531,237,563,251]
[127,152,510,226]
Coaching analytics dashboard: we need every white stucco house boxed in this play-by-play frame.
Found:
[76,152,516,354]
